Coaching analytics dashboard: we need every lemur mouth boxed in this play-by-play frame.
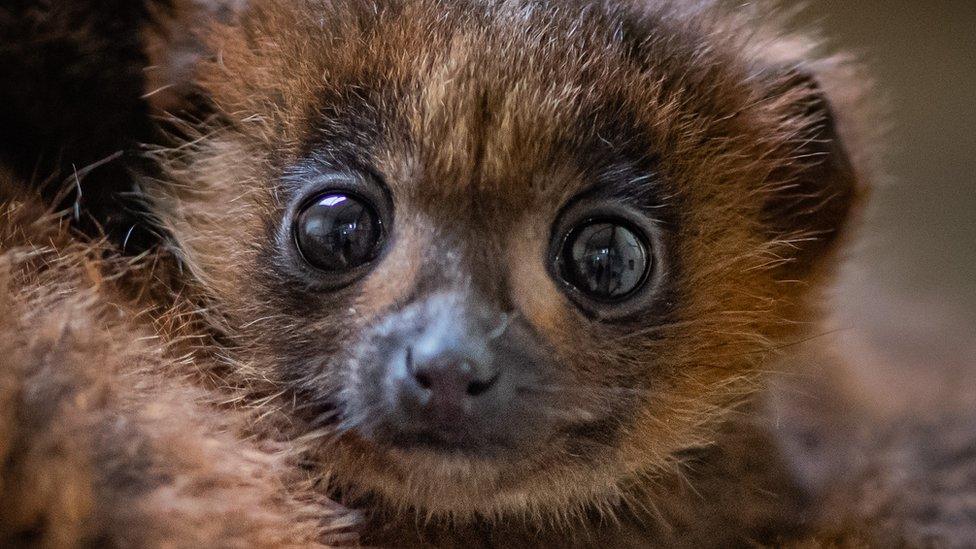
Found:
[293,390,527,461]
[383,427,524,458]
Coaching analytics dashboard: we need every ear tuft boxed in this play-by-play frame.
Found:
[761,67,862,278]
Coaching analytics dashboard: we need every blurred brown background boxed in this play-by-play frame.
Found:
[806,1,976,358]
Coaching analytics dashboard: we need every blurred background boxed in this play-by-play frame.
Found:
[803,1,975,373]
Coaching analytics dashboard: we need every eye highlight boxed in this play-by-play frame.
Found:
[294,192,383,274]
[556,219,651,303]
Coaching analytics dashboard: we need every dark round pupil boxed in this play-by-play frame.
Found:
[295,193,380,271]
[561,221,649,301]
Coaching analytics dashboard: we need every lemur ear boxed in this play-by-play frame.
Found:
[761,67,862,279]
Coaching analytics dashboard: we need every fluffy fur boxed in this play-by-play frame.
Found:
[0,176,353,547]
[147,0,864,528]
[1,1,974,547]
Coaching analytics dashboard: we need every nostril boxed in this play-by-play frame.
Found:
[406,347,433,390]
[466,372,499,397]
[414,371,433,390]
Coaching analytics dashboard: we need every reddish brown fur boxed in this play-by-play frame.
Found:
[146,0,871,543]
[2,0,974,547]
[0,174,352,547]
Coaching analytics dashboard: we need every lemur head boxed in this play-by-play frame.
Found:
[150,0,865,520]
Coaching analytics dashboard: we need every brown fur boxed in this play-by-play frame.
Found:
[146,0,868,544]
[2,0,974,547]
[0,174,352,547]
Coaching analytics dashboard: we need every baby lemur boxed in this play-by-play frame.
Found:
[3,0,974,547]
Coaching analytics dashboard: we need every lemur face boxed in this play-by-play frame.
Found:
[155,0,858,518]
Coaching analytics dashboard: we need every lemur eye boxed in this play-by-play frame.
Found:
[557,220,650,302]
[294,193,383,273]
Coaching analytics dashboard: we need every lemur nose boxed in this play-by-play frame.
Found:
[405,345,500,412]
[383,292,514,438]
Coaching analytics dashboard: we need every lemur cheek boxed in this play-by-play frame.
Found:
[352,222,425,319]
[505,218,579,351]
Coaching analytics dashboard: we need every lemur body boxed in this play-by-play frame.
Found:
[0,174,350,547]
[2,1,974,547]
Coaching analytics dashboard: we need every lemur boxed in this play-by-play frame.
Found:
[2,1,974,547]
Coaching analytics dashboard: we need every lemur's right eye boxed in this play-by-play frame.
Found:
[294,192,384,274]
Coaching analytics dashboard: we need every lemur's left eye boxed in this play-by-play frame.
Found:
[556,219,650,302]
[294,193,383,273]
